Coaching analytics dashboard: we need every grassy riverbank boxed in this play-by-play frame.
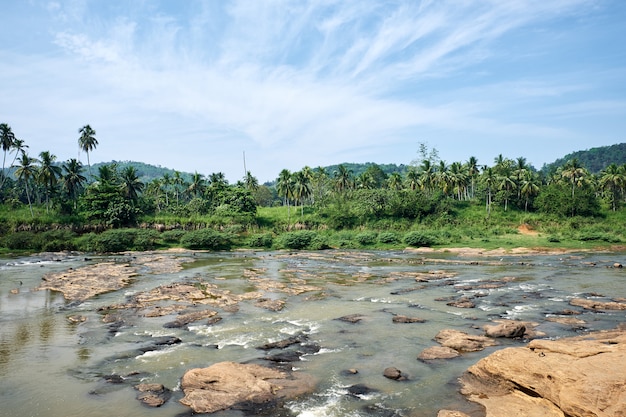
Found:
[1,199,625,254]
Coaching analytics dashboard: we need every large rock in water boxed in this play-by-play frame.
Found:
[458,328,626,417]
[179,361,316,414]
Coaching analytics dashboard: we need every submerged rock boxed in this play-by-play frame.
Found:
[483,320,527,338]
[383,366,407,381]
[134,383,171,407]
[418,346,461,361]
[570,297,626,311]
[459,328,626,417]
[392,315,425,323]
[179,361,316,414]
[335,314,366,324]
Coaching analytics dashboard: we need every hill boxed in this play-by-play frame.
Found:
[542,143,626,174]
[91,161,194,183]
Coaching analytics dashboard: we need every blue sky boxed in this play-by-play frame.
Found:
[1,1,625,183]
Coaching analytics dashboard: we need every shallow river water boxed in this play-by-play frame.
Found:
[0,249,625,417]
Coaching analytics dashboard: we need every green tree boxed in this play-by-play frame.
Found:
[333,164,352,195]
[292,170,312,216]
[13,152,39,217]
[1,123,16,184]
[466,156,479,198]
[561,158,589,217]
[187,172,206,199]
[519,172,541,212]
[481,166,496,219]
[62,158,86,209]
[78,125,98,179]
[120,166,144,204]
[243,171,259,191]
[599,163,624,211]
[276,169,294,226]
[37,151,62,213]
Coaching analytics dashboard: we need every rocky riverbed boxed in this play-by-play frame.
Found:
[1,249,625,416]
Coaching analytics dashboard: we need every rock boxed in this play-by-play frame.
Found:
[570,297,626,310]
[335,314,366,324]
[383,367,406,380]
[459,328,626,417]
[163,309,218,328]
[67,315,87,324]
[418,346,460,361]
[134,383,171,407]
[179,361,316,414]
[613,262,623,268]
[437,411,471,417]
[347,384,378,397]
[392,315,425,323]
[257,335,307,350]
[255,298,286,311]
[435,329,497,352]
[483,320,526,338]
[341,368,359,376]
[445,297,476,309]
[545,316,586,326]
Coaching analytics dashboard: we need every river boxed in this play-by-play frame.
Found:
[0,249,624,417]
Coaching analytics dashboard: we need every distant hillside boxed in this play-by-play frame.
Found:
[542,143,626,174]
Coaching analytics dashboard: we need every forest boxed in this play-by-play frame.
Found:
[1,122,626,253]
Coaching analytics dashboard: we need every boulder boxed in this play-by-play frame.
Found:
[163,309,219,328]
[446,297,476,309]
[134,383,171,407]
[383,366,407,380]
[418,346,460,361]
[459,328,626,417]
[179,361,316,414]
[435,329,497,352]
[483,320,526,338]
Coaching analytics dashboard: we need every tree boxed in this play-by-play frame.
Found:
[333,164,352,195]
[466,156,479,198]
[519,172,541,212]
[292,170,312,216]
[561,158,589,216]
[13,152,39,217]
[387,172,403,190]
[187,172,206,199]
[405,167,421,191]
[78,125,98,179]
[62,158,86,209]
[37,151,62,213]
[276,169,294,225]
[120,166,144,204]
[243,171,259,191]
[599,163,624,211]
[481,166,496,219]
[1,123,16,183]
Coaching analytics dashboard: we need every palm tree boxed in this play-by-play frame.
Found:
[37,151,62,213]
[1,123,16,181]
[498,171,516,211]
[466,156,479,198]
[561,158,588,216]
[120,166,144,204]
[387,172,403,190]
[78,125,98,179]
[13,152,39,217]
[97,164,118,185]
[520,172,541,212]
[172,171,185,205]
[418,159,435,194]
[292,170,312,216]
[481,166,496,219]
[599,163,624,211]
[187,172,206,199]
[244,171,259,191]
[333,164,352,195]
[62,158,86,209]
[312,166,329,204]
[276,169,294,226]
[405,167,421,191]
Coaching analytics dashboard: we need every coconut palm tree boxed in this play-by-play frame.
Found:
[561,158,589,216]
[62,158,86,209]
[276,169,294,226]
[292,170,312,216]
[520,172,541,212]
[243,171,259,191]
[187,172,206,199]
[333,165,352,195]
[37,151,62,213]
[466,156,479,198]
[481,166,496,219]
[405,167,421,191]
[120,166,144,204]
[78,125,98,179]
[387,172,403,190]
[13,152,39,217]
[599,163,624,211]
[1,123,16,180]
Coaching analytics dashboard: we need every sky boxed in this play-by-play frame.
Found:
[1,0,625,183]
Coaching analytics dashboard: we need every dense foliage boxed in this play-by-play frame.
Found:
[1,123,626,253]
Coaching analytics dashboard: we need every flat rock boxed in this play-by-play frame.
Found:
[335,314,366,324]
[570,297,626,311]
[134,383,171,407]
[437,411,472,417]
[179,361,316,414]
[435,329,497,352]
[163,309,218,328]
[483,320,526,338]
[418,346,461,360]
[392,315,425,323]
[459,328,626,417]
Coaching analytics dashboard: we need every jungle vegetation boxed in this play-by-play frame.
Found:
[1,122,626,253]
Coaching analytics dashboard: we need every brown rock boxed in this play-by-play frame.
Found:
[392,315,425,323]
[446,297,476,309]
[134,383,171,407]
[570,298,626,311]
[483,320,526,338]
[437,411,471,417]
[418,346,461,360]
[163,309,218,328]
[179,361,316,414]
[383,367,406,380]
[435,329,497,352]
[459,328,626,417]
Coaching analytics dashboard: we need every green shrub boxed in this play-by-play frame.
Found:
[180,229,232,250]
[404,231,438,247]
[134,229,160,250]
[37,230,78,251]
[378,232,399,244]
[161,229,186,244]
[309,234,331,250]
[91,229,137,252]
[248,233,274,248]
[279,231,317,250]
[3,231,38,250]
[356,231,378,246]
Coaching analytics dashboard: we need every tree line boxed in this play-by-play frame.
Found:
[1,123,625,232]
